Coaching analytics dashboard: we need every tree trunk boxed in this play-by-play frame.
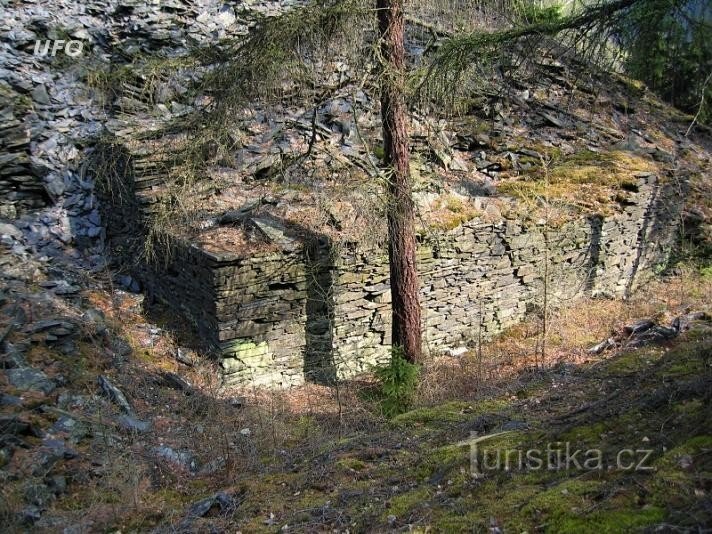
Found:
[377,0,422,363]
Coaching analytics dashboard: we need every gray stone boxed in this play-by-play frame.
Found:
[50,416,88,443]
[154,445,199,473]
[24,483,54,507]
[117,275,141,293]
[82,308,106,336]
[0,222,22,239]
[0,415,42,437]
[31,84,51,105]
[624,319,655,336]
[46,475,67,495]
[44,176,65,197]
[6,367,55,394]
[1,345,28,369]
[157,372,192,393]
[588,337,615,355]
[97,375,132,414]
[0,393,23,406]
[185,491,238,519]
[21,505,42,525]
[501,420,529,431]
[116,415,152,434]
[52,280,80,296]
[109,337,133,358]
[175,347,194,366]
[27,318,77,337]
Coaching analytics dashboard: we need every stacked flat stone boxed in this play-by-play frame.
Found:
[119,172,685,388]
[0,85,46,217]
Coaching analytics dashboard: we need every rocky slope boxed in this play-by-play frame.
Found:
[0,0,299,271]
[1,0,711,531]
[1,230,710,530]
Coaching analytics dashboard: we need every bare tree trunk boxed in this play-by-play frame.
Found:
[377,0,422,363]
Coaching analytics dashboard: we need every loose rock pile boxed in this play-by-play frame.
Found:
[0,0,298,269]
[588,311,710,355]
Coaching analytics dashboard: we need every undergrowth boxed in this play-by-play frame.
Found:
[371,348,420,417]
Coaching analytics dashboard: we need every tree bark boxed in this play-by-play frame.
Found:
[377,0,422,363]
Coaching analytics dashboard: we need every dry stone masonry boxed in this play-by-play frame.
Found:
[130,173,685,388]
[0,0,299,269]
[3,0,696,389]
[0,86,48,217]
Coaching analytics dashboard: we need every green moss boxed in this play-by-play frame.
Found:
[498,149,658,215]
[336,457,368,471]
[561,422,607,444]
[433,480,664,534]
[295,489,331,510]
[386,487,431,518]
[429,478,542,532]
[427,194,483,231]
[618,74,647,95]
[430,443,470,466]
[56,487,123,510]
[510,478,664,532]
[550,150,652,189]
[408,442,470,481]
[656,435,712,470]
[392,399,510,428]
[606,347,663,374]
[475,429,531,451]
[525,478,603,508]
[672,399,704,415]
[662,358,705,377]
[433,511,486,531]
[521,478,604,526]
[544,506,665,533]
[392,401,472,426]
[145,487,193,508]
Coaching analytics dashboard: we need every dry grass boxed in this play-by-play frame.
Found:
[3,243,709,531]
[425,192,483,231]
[415,266,712,406]
[498,149,662,217]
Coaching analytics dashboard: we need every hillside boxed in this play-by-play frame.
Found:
[1,244,710,531]
[1,0,712,532]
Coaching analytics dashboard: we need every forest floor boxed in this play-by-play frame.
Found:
[204,271,712,533]
[1,238,710,532]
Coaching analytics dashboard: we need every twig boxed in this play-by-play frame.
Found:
[685,70,712,137]
[405,15,453,39]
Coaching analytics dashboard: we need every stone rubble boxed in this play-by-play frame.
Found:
[0,0,709,529]
[0,0,299,272]
[588,311,710,354]
[0,234,222,528]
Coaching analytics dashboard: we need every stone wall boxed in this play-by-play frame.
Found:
[0,86,48,218]
[133,173,685,388]
[326,173,682,382]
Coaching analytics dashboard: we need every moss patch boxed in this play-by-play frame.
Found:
[606,347,664,374]
[498,149,659,216]
[386,487,431,519]
[392,399,510,428]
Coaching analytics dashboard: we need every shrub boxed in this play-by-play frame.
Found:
[516,2,562,25]
[373,348,420,417]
